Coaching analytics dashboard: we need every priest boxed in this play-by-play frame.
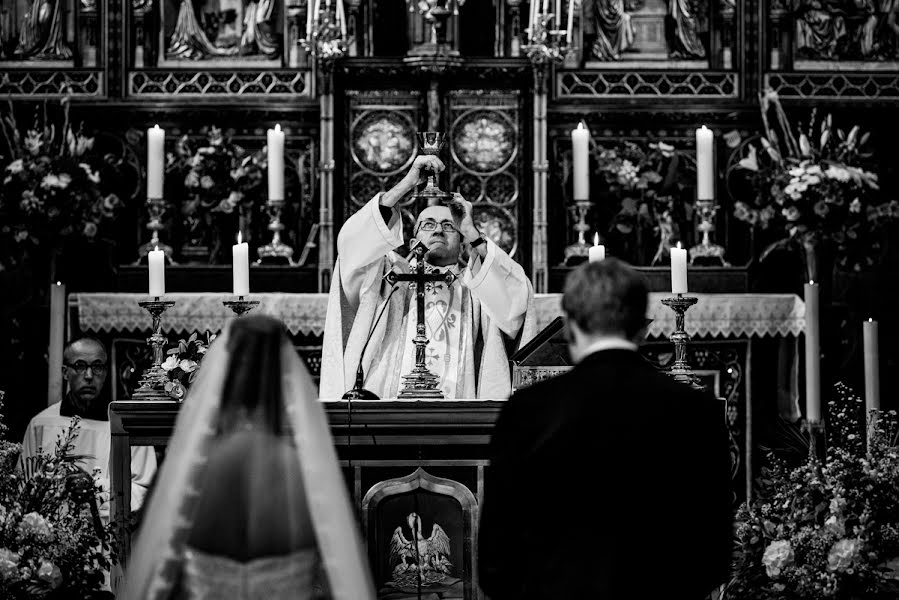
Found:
[321,155,536,400]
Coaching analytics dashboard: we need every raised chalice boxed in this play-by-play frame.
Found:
[416,132,451,203]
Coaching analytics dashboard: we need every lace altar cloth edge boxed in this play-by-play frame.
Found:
[73,292,805,338]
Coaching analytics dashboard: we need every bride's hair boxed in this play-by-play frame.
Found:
[217,314,290,435]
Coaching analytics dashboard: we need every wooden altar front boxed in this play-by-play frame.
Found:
[109,399,502,600]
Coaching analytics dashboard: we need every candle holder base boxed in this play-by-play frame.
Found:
[398,366,445,399]
[561,200,593,266]
[661,294,703,389]
[223,297,260,318]
[136,240,175,264]
[689,198,729,267]
[563,241,590,266]
[256,198,297,266]
[133,300,176,401]
[133,197,178,265]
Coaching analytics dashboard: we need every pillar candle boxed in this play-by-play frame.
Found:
[148,247,165,297]
[147,125,165,199]
[48,281,65,406]
[336,0,346,36]
[589,233,605,262]
[267,124,285,200]
[233,232,250,297]
[804,282,821,422]
[863,318,880,412]
[566,0,574,40]
[696,125,714,200]
[670,243,688,294]
[571,121,590,201]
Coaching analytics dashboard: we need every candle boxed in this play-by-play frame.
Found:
[571,121,590,201]
[566,0,574,41]
[696,125,714,200]
[804,282,821,422]
[306,0,314,36]
[670,242,688,294]
[48,281,65,406]
[233,232,250,297]
[147,125,165,199]
[589,233,605,262]
[336,0,346,36]
[863,318,880,413]
[528,0,536,38]
[148,246,165,298]
[267,124,285,201]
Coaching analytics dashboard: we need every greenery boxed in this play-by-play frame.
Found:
[0,391,114,598]
[724,383,899,599]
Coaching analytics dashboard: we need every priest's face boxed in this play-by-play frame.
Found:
[62,339,108,406]
[414,205,462,266]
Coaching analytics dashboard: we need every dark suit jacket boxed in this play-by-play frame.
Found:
[478,349,733,600]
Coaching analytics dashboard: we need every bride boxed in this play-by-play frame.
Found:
[123,315,376,599]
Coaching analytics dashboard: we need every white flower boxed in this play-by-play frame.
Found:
[789,166,806,178]
[804,174,821,185]
[178,359,198,373]
[5,159,24,174]
[738,145,758,171]
[850,198,862,213]
[825,514,845,537]
[806,164,823,176]
[825,166,851,182]
[227,191,243,206]
[161,355,179,371]
[200,175,214,189]
[18,512,52,540]
[79,162,100,184]
[37,559,62,589]
[0,548,19,580]
[185,171,200,188]
[762,540,794,578]
[828,538,861,572]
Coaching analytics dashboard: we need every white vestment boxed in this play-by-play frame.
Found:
[20,402,157,524]
[321,194,537,400]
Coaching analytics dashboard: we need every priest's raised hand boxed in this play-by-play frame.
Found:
[320,158,536,400]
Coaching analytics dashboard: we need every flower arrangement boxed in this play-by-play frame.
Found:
[724,383,899,599]
[731,89,891,272]
[0,99,124,270]
[0,392,114,598]
[168,126,265,260]
[161,331,214,400]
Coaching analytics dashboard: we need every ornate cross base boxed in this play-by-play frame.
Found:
[398,366,445,399]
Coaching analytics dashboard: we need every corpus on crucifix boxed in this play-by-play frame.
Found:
[321,152,537,400]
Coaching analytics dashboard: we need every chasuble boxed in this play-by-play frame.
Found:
[320,194,537,399]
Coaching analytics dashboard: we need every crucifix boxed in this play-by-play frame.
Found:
[384,239,457,399]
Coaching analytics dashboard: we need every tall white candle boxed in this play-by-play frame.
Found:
[148,247,165,298]
[566,0,574,41]
[696,125,714,200]
[571,121,590,201]
[233,232,250,297]
[670,243,688,294]
[804,282,821,422]
[267,124,285,200]
[48,281,65,406]
[147,125,165,199]
[863,318,880,413]
[306,0,314,36]
[336,0,346,36]
[529,0,536,38]
[589,233,605,262]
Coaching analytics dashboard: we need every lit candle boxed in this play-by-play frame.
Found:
[696,125,714,200]
[863,318,880,412]
[804,281,821,422]
[233,232,250,297]
[566,0,574,41]
[589,233,605,262]
[571,121,590,201]
[48,281,65,406]
[147,125,165,199]
[267,124,285,200]
[670,242,688,294]
[148,246,165,298]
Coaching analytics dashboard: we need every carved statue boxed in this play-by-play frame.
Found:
[857,0,899,57]
[239,0,278,56]
[792,0,848,58]
[167,0,239,59]
[583,0,636,60]
[667,0,706,58]
[13,0,72,59]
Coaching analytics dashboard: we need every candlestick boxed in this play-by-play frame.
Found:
[232,232,250,296]
[223,296,260,318]
[696,125,714,201]
[571,122,590,201]
[132,299,177,401]
[257,199,296,265]
[660,294,703,389]
[589,233,605,262]
[670,243,688,294]
[147,125,164,200]
[863,318,880,412]
[48,281,65,406]
[148,246,165,297]
[267,124,285,201]
[804,282,821,423]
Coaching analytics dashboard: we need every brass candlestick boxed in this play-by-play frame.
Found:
[223,296,260,317]
[132,299,176,401]
[135,197,175,264]
[256,198,297,265]
[415,132,451,204]
[689,198,729,266]
[563,200,592,265]
[660,294,703,390]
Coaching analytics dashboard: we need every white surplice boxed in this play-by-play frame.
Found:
[320,194,537,400]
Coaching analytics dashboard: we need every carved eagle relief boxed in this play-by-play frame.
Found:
[388,512,453,587]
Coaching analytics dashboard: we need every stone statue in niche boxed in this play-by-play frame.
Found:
[667,0,706,58]
[583,0,706,60]
[790,0,899,60]
[166,0,278,60]
[583,0,637,60]
[12,0,72,59]
[792,0,848,58]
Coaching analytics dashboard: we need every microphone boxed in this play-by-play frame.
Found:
[341,275,403,400]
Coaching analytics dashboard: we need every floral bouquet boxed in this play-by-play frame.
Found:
[161,331,214,400]
[0,392,114,598]
[168,126,265,261]
[731,89,889,273]
[0,99,124,270]
[724,383,899,599]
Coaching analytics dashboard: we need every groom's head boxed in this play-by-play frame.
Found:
[562,259,649,360]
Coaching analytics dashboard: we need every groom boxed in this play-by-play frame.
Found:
[478,259,733,599]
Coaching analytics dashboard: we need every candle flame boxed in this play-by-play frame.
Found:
[676,241,682,249]
[577,121,587,130]
[593,233,599,246]
[153,124,160,130]
[274,124,282,132]
[700,125,709,131]
[237,231,243,244]
[56,281,62,286]
[869,317,874,322]
[154,245,159,252]
[809,279,815,285]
